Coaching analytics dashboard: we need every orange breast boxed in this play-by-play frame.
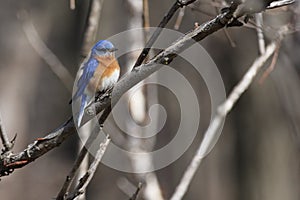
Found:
[87,55,120,92]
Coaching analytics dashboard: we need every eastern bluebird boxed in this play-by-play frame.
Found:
[71,40,120,127]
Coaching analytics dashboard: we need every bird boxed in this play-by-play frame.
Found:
[70,40,120,127]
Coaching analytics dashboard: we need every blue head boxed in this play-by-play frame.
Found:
[91,40,117,57]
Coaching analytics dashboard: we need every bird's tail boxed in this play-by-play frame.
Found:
[77,94,87,127]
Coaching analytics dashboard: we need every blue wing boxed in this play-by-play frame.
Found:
[77,94,87,127]
[71,58,98,127]
[71,58,98,102]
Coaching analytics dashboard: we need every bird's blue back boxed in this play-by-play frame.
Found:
[72,58,98,101]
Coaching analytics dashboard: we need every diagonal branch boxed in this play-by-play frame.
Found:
[169,26,290,200]
[129,182,143,200]
[1,0,291,178]
[65,136,111,200]
[133,0,197,69]
[268,0,296,9]
[56,106,112,200]
[20,11,74,92]
[0,117,75,177]
[81,0,105,57]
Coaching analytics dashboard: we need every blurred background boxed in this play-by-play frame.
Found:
[0,0,299,199]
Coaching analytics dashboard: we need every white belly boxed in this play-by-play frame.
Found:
[99,69,120,91]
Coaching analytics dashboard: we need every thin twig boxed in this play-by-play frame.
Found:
[19,11,74,92]
[81,0,105,57]
[170,42,277,200]
[117,178,140,197]
[66,136,111,200]
[70,0,76,10]
[133,0,197,69]
[170,27,289,200]
[212,0,236,47]
[56,106,112,200]
[259,40,282,84]
[0,112,12,154]
[268,0,296,9]
[129,182,143,200]
[0,95,109,177]
[142,0,152,63]
[94,1,241,114]
[0,0,279,178]
[143,0,150,30]
[76,1,104,199]
[75,128,89,200]
[256,13,266,54]
[174,7,186,30]
[0,117,75,177]
[126,1,164,199]
[56,146,88,199]
[143,0,151,45]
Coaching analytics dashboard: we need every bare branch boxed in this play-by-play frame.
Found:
[56,145,88,199]
[259,40,282,83]
[93,2,241,115]
[133,0,197,69]
[0,0,281,178]
[65,136,111,200]
[143,0,150,30]
[19,11,74,92]
[75,2,105,199]
[174,7,186,30]
[125,1,164,199]
[170,27,290,200]
[81,0,105,57]
[0,117,75,177]
[56,106,112,199]
[129,182,143,200]
[0,94,110,178]
[268,0,296,9]
[143,0,151,45]
[70,0,76,10]
[212,0,236,47]
[256,13,266,54]
[0,112,12,154]
[117,178,141,197]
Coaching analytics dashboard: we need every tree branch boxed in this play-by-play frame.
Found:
[0,117,74,177]
[81,0,105,57]
[56,106,112,199]
[169,26,290,200]
[70,0,76,10]
[19,11,74,92]
[0,0,291,178]
[65,136,111,200]
[268,0,296,9]
[255,13,266,54]
[133,0,197,69]
[129,182,143,200]
[75,1,105,200]
[0,112,13,154]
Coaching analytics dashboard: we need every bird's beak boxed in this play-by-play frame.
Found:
[110,47,118,52]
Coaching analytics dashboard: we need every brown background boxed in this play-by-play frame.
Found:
[0,0,299,199]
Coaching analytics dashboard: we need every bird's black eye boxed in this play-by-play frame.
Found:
[98,48,106,52]
[108,47,118,52]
